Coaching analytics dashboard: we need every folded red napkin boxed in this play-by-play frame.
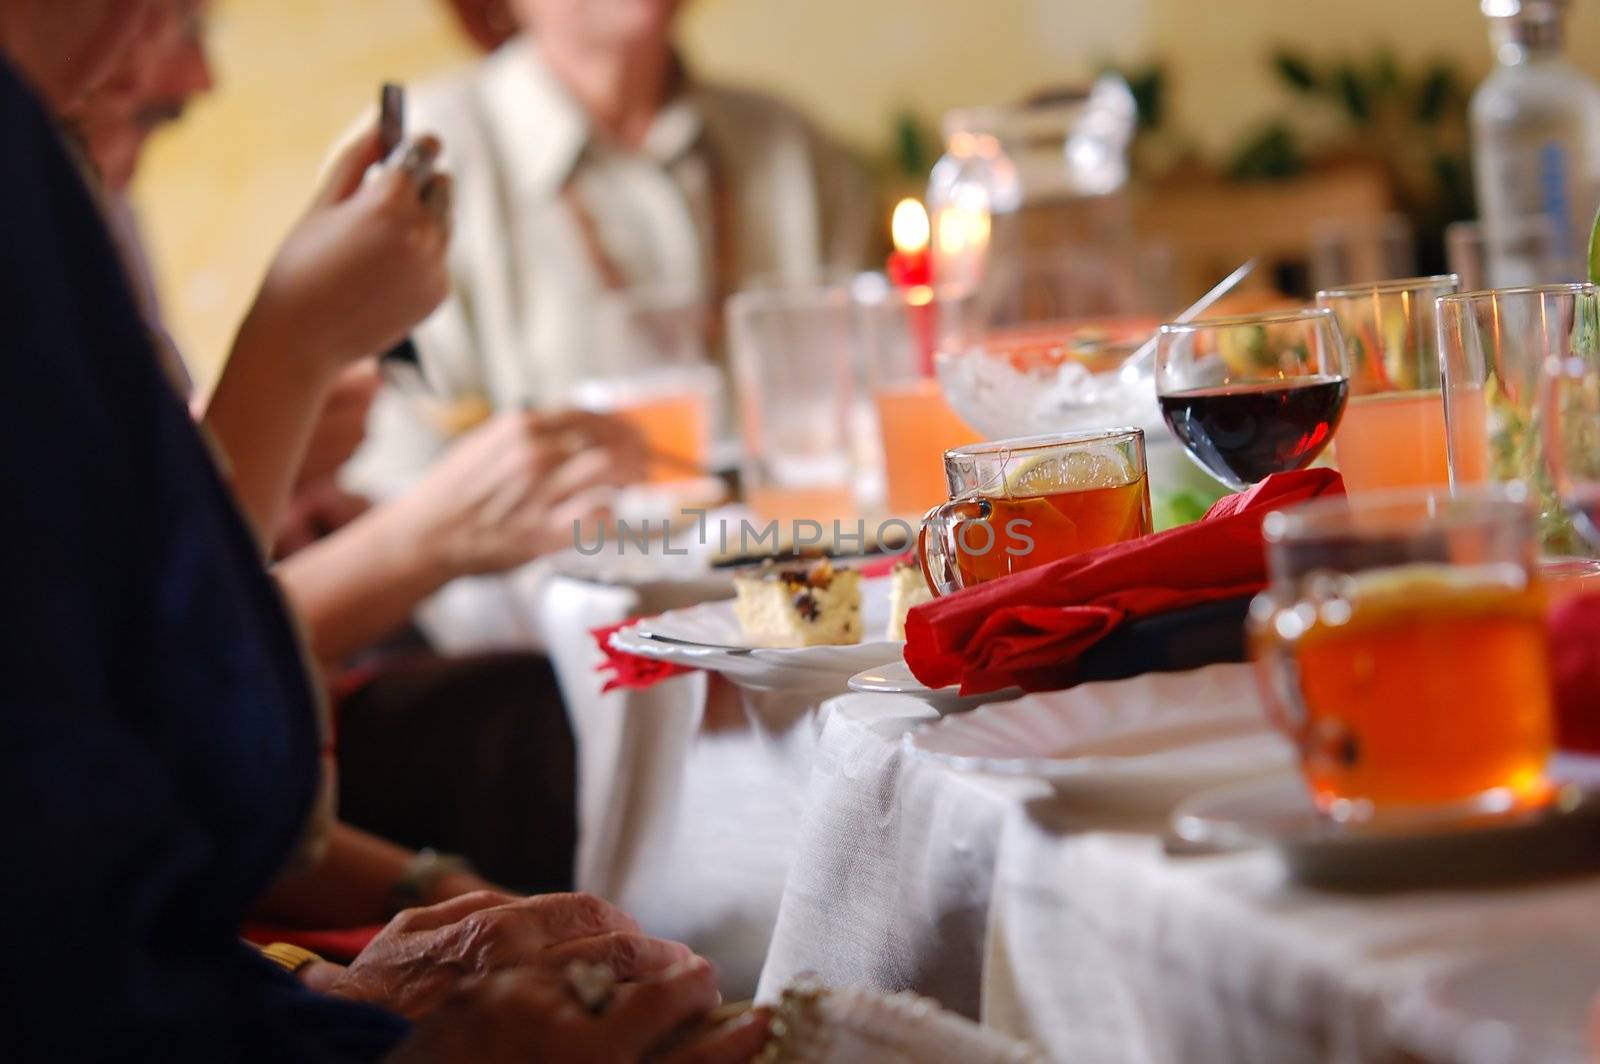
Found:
[1549,592,1600,753]
[593,619,696,693]
[903,469,1346,694]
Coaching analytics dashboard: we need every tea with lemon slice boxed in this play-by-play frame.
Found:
[1262,564,1553,817]
[922,429,1152,593]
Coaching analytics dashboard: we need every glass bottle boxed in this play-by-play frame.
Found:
[1471,0,1600,285]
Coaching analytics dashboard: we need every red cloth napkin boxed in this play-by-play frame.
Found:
[593,619,696,693]
[241,922,384,963]
[903,469,1346,694]
[1549,592,1600,753]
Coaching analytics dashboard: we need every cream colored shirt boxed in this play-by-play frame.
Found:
[345,39,873,497]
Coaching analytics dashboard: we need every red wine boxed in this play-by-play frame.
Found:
[1160,376,1348,488]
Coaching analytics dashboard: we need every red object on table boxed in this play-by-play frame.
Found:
[886,247,931,288]
[903,469,1347,695]
[1549,592,1600,753]
[592,620,696,693]
[242,923,384,964]
[886,198,937,376]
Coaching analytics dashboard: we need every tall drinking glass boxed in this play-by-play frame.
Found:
[1315,275,1458,494]
[727,286,860,524]
[1155,308,1350,491]
[1437,283,1599,556]
[1539,290,1600,555]
[853,276,982,517]
[571,287,719,484]
[1250,489,1553,823]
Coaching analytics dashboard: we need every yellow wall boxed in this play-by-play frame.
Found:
[135,0,1600,386]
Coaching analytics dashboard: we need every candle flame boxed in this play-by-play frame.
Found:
[891,198,930,255]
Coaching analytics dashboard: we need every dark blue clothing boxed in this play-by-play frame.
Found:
[0,57,407,1061]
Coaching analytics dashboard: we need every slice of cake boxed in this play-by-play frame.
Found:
[886,561,934,640]
[734,558,862,648]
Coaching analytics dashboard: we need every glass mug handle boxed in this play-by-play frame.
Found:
[917,496,991,597]
[1245,590,1313,753]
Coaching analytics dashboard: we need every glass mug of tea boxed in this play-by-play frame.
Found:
[1248,489,1554,823]
[918,429,1152,595]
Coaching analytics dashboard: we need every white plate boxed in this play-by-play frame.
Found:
[610,575,903,693]
[906,664,1289,808]
[1172,772,1600,890]
[848,660,1023,716]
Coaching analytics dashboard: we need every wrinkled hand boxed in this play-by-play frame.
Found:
[323,891,696,1020]
[389,960,770,1064]
[235,126,452,377]
[393,409,649,578]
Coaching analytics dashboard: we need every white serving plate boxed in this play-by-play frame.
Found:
[905,664,1290,809]
[610,575,903,693]
[848,659,1023,716]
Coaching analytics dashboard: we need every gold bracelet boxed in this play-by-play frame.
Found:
[259,942,327,976]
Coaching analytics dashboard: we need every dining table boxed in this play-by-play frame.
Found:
[409,541,1600,1062]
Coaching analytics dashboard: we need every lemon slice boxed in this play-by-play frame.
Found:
[999,450,1136,496]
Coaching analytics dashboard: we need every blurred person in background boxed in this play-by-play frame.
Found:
[0,1,768,1059]
[77,0,647,902]
[345,0,874,497]
[442,0,517,53]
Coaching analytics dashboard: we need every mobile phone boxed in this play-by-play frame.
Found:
[379,82,405,158]
[377,82,422,370]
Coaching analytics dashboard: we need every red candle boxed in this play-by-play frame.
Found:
[886,198,935,375]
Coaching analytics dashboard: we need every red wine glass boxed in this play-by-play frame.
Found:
[1155,307,1350,491]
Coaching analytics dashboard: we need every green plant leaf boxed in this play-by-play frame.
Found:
[892,111,932,180]
[1333,63,1372,123]
[1415,63,1457,125]
[1272,50,1319,93]
[1226,123,1305,181]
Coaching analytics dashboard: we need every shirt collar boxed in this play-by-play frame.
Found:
[477,38,705,198]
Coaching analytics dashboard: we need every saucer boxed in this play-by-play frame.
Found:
[1172,774,1600,890]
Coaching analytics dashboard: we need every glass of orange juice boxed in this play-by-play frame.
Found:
[918,428,1151,594]
[1315,275,1459,494]
[1250,489,1554,823]
[855,277,982,516]
[573,288,719,484]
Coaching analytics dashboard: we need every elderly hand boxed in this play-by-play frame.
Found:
[233,126,452,380]
[389,961,771,1064]
[389,409,649,578]
[317,891,697,1020]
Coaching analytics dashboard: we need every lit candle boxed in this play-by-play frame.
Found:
[886,198,935,375]
[887,198,932,288]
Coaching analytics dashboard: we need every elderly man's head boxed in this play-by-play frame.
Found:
[0,0,164,116]
[510,0,682,50]
[80,0,214,190]
[442,0,516,54]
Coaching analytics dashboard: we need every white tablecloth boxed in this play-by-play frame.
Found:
[983,815,1600,1063]
[757,692,1600,1062]
[757,693,1046,1017]
[416,561,1600,1058]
